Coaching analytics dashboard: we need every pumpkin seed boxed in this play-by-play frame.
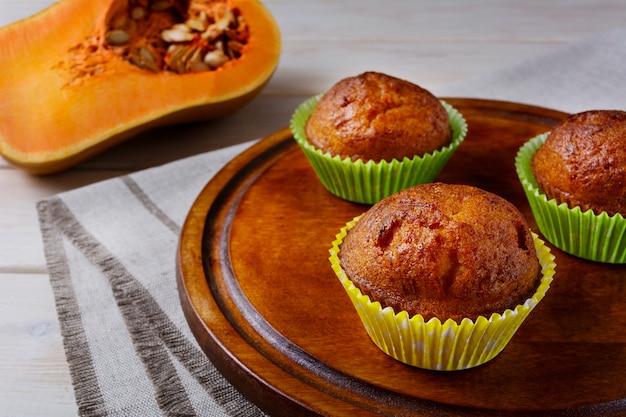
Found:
[105,29,130,45]
[203,49,229,69]
[130,6,146,20]
[129,47,160,72]
[172,23,191,33]
[179,47,200,73]
[129,54,145,70]
[161,28,194,42]
[201,25,220,41]
[227,40,244,55]
[213,10,233,32]
[189,61,210,72]
[139,47,160,71]
[167,45,189,73]
[186,18,207,32]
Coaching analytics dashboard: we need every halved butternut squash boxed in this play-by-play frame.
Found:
[0,0,281,174]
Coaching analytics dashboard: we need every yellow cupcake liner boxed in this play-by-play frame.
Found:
[329,215,555,371]
[516,133,626,263]
[290,95,468,205]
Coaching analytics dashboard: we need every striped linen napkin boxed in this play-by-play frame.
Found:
[38,27,626,417]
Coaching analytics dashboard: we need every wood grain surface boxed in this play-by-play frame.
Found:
[177,98,626,417]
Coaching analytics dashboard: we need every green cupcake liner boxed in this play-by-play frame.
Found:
[290,95,468,205]
[515,133,626,264]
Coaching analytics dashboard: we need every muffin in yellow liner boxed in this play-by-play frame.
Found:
[290,95,467,205]
[516,133,626,264]
[329,215,555,371]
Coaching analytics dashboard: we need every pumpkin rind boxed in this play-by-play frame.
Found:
[0,0,281,174]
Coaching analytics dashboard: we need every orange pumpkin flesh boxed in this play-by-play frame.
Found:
[0,0,281,174]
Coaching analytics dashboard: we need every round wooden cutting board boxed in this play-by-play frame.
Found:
[176,98,626,417]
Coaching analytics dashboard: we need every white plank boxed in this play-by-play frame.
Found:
[0,1,54,25]
[0,273,77,417]
[0,169,130,271]
[264,0,626,42]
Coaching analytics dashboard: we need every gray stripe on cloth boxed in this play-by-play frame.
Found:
[37,198,109,417]
[121,176,181,235]
[38,195,265,417]
[120,177,266,417]
[42,197,198,417]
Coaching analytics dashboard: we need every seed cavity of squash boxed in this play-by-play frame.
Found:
[58,0,249,86]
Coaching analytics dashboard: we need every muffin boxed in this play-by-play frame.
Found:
[339,183,541,322]
[531,110,626,216]
[291,72,467,204]
[330,183,555,370]
[305,71,452,162]
[516,110,626,263]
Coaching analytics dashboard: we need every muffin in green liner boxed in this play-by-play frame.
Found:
[516,133,626,263]
[290,95,467,204]
[329,215,555,371]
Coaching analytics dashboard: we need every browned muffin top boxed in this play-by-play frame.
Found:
[531,110,626,216]
[339,183,541,322]
[305,72,451,162]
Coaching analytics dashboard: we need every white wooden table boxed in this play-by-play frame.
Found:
[1,1,625,415]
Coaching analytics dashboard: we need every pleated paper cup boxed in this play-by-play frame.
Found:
[516,133,626,263]
[290,95,467,205]
[329,216,555,371]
